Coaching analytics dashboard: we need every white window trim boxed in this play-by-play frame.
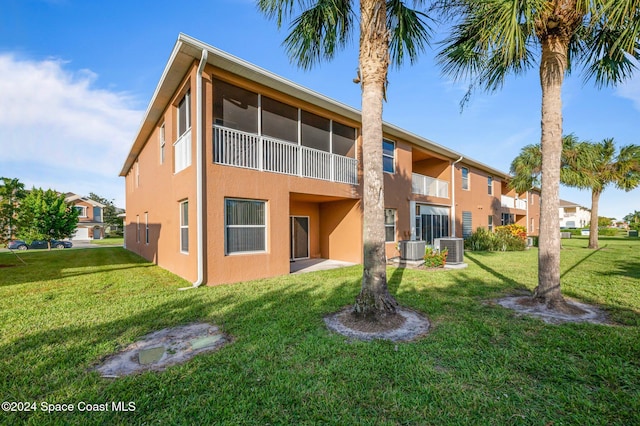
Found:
[160,123,166,165]
[75,206,87,218]
[225,198,267,255]
[180,200,189,254]
[461,167,470,191]
[145,212,149,245]
[177,90,191,138]
[383,139,395,174]
[385,208,397,243]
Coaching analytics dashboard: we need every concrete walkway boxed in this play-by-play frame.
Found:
[290,258,356,274]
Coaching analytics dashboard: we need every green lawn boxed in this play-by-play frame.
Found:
[90,237,124,246]
[0,237,638,425]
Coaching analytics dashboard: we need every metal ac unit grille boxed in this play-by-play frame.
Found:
[434,238,464,263]
[399,240,426,261]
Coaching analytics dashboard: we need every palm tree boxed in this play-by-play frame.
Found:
[624,210,640,229]
[510,135,640,250]
[0,177,27,243]
[258,0,432,318]
[437,0,640,311]
[563,138,640,249]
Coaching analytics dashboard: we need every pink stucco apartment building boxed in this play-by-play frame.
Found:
[120,34,540,286]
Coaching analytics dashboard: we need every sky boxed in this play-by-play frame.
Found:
[1,0,639,221]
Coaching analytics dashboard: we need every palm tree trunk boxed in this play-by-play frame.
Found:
[353,0,397,318]
[534,34,568,308]
[588,190,601,249]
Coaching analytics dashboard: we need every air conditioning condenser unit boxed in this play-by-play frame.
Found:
[399,240,426,261]
[434,238,464,264]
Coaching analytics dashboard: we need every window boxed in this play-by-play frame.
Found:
[225,199,266,254]
[385,209,396,242]
[461,167,469,190]
[178,90,191,137]
[175,92,192,173]
[383,139,395,173]
[135,161,140,188]
[488,215,494,232]
[159,123,166,164]
[487,176,493,195]
[531,217,535,233]
[145,212,149,245]
[213,79,258,133]
[462,211,472,238]
[180,201,189,253]
[136,215,140,243]
[501,213,515,225]
[75,206,87,217]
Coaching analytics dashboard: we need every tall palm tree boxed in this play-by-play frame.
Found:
[437,0,640,311]
[0,177,27,243]
[510,135,640,250]
[563,138,640,249]
[257,0,432,318]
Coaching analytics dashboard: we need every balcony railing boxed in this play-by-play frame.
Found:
[214,125,358,185]
[501,195,527,210]
[412,173,449,198]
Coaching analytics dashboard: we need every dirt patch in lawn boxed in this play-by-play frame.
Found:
[0,264,18,268]
[495,295,609,325]
[325,306,430,342]
[94,323,230,377]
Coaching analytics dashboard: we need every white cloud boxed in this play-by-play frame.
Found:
[0,54,143,178]
[615,58,640,111]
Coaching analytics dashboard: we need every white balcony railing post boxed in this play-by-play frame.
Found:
[411,173,449,198]
[213,125,357,185]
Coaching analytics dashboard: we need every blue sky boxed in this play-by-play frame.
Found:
[1,0,639,221]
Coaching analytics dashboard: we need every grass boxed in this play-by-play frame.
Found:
[90,237,124,246]
[0,237,638,425]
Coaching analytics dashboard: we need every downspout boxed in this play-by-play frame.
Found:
[450,156,463,237]
[180,48,208,290]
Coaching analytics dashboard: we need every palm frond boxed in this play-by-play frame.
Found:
[436,0,543,96]
[282,0,354,69]
[257,0,297,28]
[509,143,542,193]
[386,0,434,67]
[580,0,640,86]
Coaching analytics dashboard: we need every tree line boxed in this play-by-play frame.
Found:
[0,177,122,249]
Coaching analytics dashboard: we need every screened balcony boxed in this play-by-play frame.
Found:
[412,173,449,198]
[214,125,358,185]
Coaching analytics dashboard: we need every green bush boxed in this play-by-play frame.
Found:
[598,228,619,236]
[465,225,527,252]
[424,247,448,268]
[464,227,495,251]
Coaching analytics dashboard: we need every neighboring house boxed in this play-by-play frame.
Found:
[65,193,105,240]
[559,199,590,228]
[119,34,541,286]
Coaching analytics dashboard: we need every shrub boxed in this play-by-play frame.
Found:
[464,227,495,251]
[598,228,619,236]
[465,225,527,252]
[493,224,527,251]
[424,247,448,268]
